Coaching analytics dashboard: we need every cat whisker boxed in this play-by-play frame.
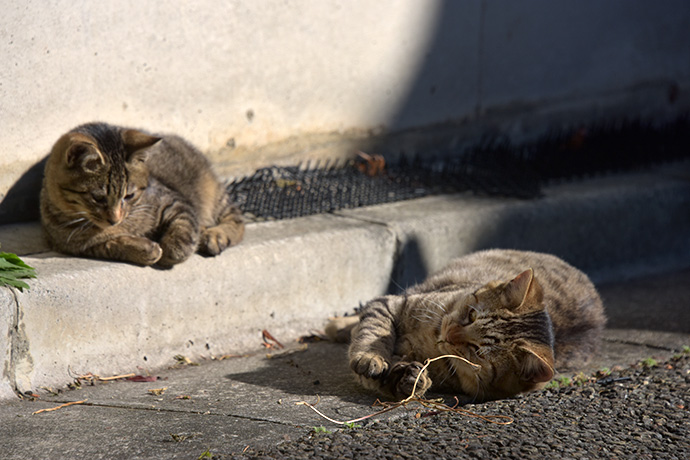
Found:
[67,226,84,244]
[477,345,498,359]
[59,217,87,228]
[130,205,156,211]
[412,311,443,324]
[127,206,157,217]
[470,376,484,403]
[66,220,95,243]
[417,305,443,321]
[435,360,457,388]
[467,305,480,314]
[421,297,445,312]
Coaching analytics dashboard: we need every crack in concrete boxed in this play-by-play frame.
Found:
[5,288,33,397]
[38,399,301,427]
[3,288,20,397]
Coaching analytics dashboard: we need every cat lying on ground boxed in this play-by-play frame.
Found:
[328,249,606,402]
[40,122,244,267]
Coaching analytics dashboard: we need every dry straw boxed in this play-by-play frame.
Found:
[297,354,513,426]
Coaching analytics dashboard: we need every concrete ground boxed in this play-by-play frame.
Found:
[0,269,688,459]
[0,162,689,458]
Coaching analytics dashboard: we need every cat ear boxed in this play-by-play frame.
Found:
[64,134,104,173]
[505,268,533,307]
[505,268,543,309]
[121,129,161,162]
[519,345,555,384]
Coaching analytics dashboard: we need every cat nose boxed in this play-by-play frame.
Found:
[446,324,466,346]
[107,206,123,225]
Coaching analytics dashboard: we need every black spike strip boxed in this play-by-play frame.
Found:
[227,114,690,221]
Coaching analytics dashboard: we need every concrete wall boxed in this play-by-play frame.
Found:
[2,0,690,223]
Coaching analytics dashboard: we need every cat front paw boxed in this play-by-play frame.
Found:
[128,240,163,266]
[199,227,232,256]
[104,237,162,266]
[350,352,389,379]
[386,361,432,399]
[157,245,195,268]
[141,242,163,265]
[158,231,198,267]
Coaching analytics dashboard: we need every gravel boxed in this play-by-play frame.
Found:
[234,352,690,459]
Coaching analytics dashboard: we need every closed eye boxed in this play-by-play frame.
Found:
[90,193,107,205]
[59,186,88,195]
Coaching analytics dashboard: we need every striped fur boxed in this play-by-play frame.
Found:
[40,122,244,267]
[348,249,606,401]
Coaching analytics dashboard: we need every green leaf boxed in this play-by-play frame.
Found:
[197,449,213,460]
[0,252,35,270]
[0,251,37,292]
[0,275,30,291]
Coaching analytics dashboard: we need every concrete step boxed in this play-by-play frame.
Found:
[1,162,689,399]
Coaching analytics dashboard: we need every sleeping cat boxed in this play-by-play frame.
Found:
[40,122,244,267]
[339,249,606,402]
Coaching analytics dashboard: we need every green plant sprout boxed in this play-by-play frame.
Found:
[544,375,572,390]
[640,357,658,368]
[0,247,37,292]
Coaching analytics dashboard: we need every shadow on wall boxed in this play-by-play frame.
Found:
[386,0,482,134]
[367,0,690,294]
[387,238,429,294]
[0,2,479,226]
[0,156,47,225]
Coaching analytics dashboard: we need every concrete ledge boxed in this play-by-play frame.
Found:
[2,216,397,395]
[338,166,690,286]
[1,163,689,398]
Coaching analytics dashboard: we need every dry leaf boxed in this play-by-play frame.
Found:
[148,387,167,396]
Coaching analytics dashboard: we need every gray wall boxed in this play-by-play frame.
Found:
[2,0,690,223]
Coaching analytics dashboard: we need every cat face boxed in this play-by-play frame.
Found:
[47,125,160,229]
[437,269,555,401]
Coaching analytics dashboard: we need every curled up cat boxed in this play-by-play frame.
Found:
[329,249,606,402]
[40,122,244,267]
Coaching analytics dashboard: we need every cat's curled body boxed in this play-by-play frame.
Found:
[40,122,244,267]
[347,249,606,402]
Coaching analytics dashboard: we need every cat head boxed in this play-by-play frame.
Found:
[44,123,161,228]
[438,268,555,401]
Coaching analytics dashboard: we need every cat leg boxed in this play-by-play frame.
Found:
[84,235,162,266]
[349,297,398,381]
[199,193,244,256]
[156,202,201,267]
[349,296,432,399]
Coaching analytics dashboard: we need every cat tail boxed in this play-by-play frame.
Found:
[324,315,359,343]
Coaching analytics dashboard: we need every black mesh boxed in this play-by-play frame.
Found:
[227,115,690,221]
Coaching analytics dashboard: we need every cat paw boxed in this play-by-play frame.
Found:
[199,227,232,256]
[158,232,198,267]
[350,352,389,379]
[157,246,194,268]
[386,361,432,399]
[105,237,162,266]
[142,242,163,265]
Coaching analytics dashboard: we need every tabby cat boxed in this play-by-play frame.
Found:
[342,249,606,402]
[40,122,244,267]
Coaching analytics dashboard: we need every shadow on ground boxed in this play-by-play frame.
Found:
[224,342,377,405]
